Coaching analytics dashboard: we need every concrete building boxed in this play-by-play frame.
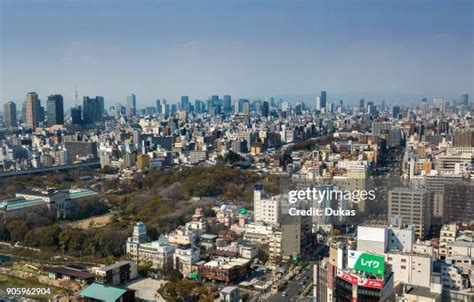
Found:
[453,128,474,147]
[4,101,17,128]
[443,182,474,224]
[220,286,240,302]
[198,257,250,283]
[25,92,41,129]
[388,188,432,238]
[92,261,137,285]
[126,223,175,270]
[439,224,458,260]
[253,184,281,225]
[357,224,416,254]
[386,252,432,288]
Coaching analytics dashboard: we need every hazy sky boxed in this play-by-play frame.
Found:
[1,0,473,107]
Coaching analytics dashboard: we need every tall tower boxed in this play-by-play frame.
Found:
[127,94,136,117]
[46,94,64,125]
[25,92,41,129]
[4,101,17,128]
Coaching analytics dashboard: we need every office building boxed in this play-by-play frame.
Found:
[443,182,474,224]
[92,260,137,285]
[262,100,270,117]
[253,184,280,225]
[71,106,82,125]
[25,92,41,129]
[126,94,136,117]
[4,101,17,128]
[359,99,365,110]
[386,252,432,288]
[155,99,161,114]
[320,90,327,110]
[180,96,190,112]
[223,95,232,113]
[453,128,474,147]
[46,94,64,125]
[388,188,432,238]
[82,96,104,124]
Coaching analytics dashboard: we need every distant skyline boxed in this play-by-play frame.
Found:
[1,0,473,107]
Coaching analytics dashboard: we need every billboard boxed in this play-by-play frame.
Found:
[348,250,384,276]
[337,269,384,289]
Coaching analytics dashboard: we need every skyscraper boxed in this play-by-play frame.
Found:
[25,92,41,129]
[320,91,327,110]
[211,95,220,114]
[126,94,136,117]
[46,94,64,125]
[180,96,190,112]
[461,94,469,106]
[4,101,17,128]
[71,106,82,125]
[156,99,162,114]
[315,91,327,111]
[83,96,104,125]
[359,99,365,110]
[223,95,232,113]
[262,100,270,118]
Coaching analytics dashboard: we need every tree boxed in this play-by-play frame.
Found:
[6,220,29,243]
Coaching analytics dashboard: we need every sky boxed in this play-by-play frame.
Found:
[1,0,473,107]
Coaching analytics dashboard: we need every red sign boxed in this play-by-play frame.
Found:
[336,269,384,289]
[358,278,383,289]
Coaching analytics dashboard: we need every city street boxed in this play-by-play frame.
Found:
[267,265,313,302]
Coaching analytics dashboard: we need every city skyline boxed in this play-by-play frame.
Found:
[1,0,473,105]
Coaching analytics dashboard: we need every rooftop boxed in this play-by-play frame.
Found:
[69,188,99,199]
[405,286,440,299]
[0,198,44,211]
[49,267,94,279]
[96,260,132,272]
[80,283,129,302]
[202,257,250,269]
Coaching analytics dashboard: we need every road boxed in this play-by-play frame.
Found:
[267,265,313,302]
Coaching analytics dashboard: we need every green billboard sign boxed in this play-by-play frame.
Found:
[189,272,198,279]
[348,250,384,276]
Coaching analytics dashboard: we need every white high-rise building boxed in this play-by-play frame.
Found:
[253,184,281,225]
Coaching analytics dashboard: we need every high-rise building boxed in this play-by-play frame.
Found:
[83,96,104,125]
[262,100,270,118]
[443,182,474,224]
[359,99,365,110]
[315,92,327,111]
[71,106,82,125]
[211,95,220,114]
[223,95,232,113]
[392,105,400,118]
[25,92,41,129]
[155,99,162,114]
[320,91,327,110]
[180,96,189,112]
[126,94,136,117]
[242,100,250,116]
[388,188,432,238]
[46,94,64,125]
[453,128,474,147]
[253,184,280,225]
[460,94,469,106]
[4,101,17,128]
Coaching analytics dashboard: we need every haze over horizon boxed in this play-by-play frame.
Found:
[1,0,473,107]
